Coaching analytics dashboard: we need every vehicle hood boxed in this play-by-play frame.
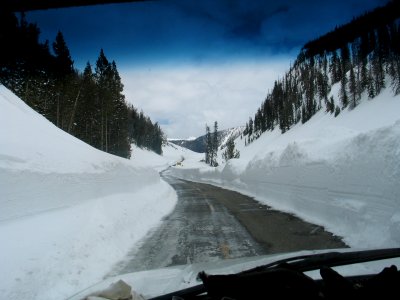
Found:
[68,249,346,299]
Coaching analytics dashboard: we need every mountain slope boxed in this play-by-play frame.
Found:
[169,136,206,153]
[169,83,400,248]
[167,5,400,249]
[170,127,244,153]
[0,85,177,299]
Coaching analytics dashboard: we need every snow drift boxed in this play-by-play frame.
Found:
[170,86,400,249]
[0,86,177,299]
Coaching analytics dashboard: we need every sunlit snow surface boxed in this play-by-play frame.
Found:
[0,86,179,299]
[1,82,400,299]
[170,84,400,249]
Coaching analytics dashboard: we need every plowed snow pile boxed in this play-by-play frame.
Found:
[0,86,177,299]
[170,86,400,248]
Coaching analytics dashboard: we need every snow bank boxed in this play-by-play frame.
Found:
[0,183,176,299]
[170,87,400,249]
[0,86,177,299]
[129,142,198,172]
[0,86,127,174]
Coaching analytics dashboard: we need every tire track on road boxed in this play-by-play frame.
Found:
[110,171,346,275]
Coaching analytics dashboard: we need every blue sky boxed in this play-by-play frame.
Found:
[27,0,386,138]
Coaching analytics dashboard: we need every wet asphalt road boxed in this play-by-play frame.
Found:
[111,171,346,275]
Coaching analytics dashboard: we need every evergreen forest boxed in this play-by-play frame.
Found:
[204,121,219,167]
[0,10,164,158]
[243,0,400,145]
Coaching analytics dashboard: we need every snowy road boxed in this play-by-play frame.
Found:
[110,170,346,275]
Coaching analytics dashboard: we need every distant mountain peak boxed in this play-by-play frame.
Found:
[169,127,243,153]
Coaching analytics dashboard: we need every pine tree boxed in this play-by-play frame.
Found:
[371,51,385,95]
[360,58,369,93]
[388,23,400,94]
[340,72,349,108]
[74,62,99,145]
[248,117,253,136]
[349,65,358,109]
[240,1,400,146]
[329,96,335,114]
[108,61,130,158]
[319,54,330,102]
[205,124,212,165]
[340,44,351,74]
[301,105,307,124]
[367,62,376,98]
[222,136,240,162]
[91,50,132,158]
[212,121,219,167]
[52,31,74,76]
[389,56,400,95]
[325,95,334,113]
[317,70,329,103]
[0,13,168,159]
[52,31,75,129]
[95,49,112,151]
[244,122,249,136]
[329,51,341,83]
[334,105,341,117]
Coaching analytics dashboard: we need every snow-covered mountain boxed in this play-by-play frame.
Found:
[0,86,182,300]
[218,126,245,151]
[169,127,244,153]
[131,141,202,170]
[168,136,206,153]
[169,82,400,249]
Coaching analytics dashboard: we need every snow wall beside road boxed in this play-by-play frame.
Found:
[170,88,400,249]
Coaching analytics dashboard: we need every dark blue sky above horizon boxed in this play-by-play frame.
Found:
[26,0,386,70]
[25,0,389,138]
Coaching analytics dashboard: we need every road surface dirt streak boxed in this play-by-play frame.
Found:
[111,170,346,274]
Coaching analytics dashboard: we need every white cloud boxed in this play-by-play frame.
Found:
[121,58,290,139]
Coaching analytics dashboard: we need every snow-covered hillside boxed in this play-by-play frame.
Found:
[0,86,180,299]
[170,85,400,249]
[130,142,200,171]
[1,77,399,298]
[218,126,244,152]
